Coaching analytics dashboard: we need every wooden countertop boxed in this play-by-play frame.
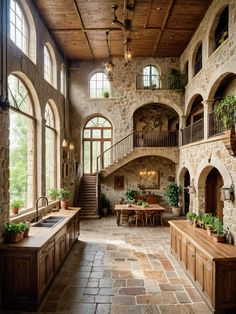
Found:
[169,220,236,260]
[1,207,81,250]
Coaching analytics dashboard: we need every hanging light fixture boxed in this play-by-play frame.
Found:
[124,37,132,65]
[104,30,113,80]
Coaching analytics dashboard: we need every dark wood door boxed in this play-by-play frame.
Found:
[205,168,223,218]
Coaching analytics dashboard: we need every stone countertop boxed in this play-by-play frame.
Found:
[1,207,81,250]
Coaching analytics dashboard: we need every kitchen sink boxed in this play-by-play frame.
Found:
[33,216,65,228]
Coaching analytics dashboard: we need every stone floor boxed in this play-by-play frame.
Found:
[3,216,212,314]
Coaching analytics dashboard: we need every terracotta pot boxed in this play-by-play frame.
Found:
[11,207,19,215]
[206,226,212,236]
[223,129,236,156]
[23,229,29,238]
[213,235,226,243]
[60,200,69,209]
[193,221,200,228]
[5,232,24,243]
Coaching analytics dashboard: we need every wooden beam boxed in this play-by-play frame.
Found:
[144,0,153,29]
[73,0,95,60]
[152,0,175,57]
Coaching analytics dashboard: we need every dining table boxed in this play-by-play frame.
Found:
[114,203,166,226]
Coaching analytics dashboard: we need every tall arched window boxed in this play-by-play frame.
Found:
[60,64,66,95]
[90,72,110,98]
[215,6,228,48]
[143,65,160,88]
[83,117,112,174]
[8,75,35,213]
[44,45,53,85]
[45,102,57,193]
[9,0,29,54]
[194,44,202,76]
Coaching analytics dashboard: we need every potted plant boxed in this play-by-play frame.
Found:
[103,91,109,98]
[48,188,59,201]
[124,189,137,207]
[10,199,24,215]
[100,193,111,216]
[193,215,200,228]
[212,218,226,242]
[167,68,182,89]
[202,213,215,235]
[186,211,197,224]
[58,188,71,209]
[19,222,30,238]
[214,95,236,155]
[165,183,181,216]
[4,223,24,243]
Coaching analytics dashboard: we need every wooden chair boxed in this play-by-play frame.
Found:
[121,210,131,226]
[145,210,156,226]
[135,210,145,226]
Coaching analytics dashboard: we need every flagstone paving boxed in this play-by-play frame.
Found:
[3,216,212,314]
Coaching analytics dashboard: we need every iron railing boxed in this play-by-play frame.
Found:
[182,119,204,145]
[96,130,178,172]
[136,74,185,90]
[208,112,226,137]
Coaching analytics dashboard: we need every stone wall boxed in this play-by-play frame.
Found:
[101,156,175,210]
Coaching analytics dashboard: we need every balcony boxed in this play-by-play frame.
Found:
[182,119,204,145]
[136,74,186,90]
[134,130,178,147]
[208,112,226,137]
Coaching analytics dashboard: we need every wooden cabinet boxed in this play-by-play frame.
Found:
[0,209,80,311]
[169,221,236,313]
[136,194,158,204]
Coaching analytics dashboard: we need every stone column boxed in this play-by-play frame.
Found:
[179,115,187,147]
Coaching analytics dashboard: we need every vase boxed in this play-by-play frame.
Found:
[60,200,69,209]
[5,232,24,243]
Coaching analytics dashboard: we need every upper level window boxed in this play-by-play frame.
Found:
[60,64,66,95]
[45,102,57,193]
[215,6,228,48]
[44,45,53,84]
[143,65,160,88]
[10,0,28,54]
[90,72,110,98]
[194,44,202,76]
[8,75,35,213]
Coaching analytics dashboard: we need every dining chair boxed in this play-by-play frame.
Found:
[145,210,156,226]
[121,210,131,226]
[135,210,145,226]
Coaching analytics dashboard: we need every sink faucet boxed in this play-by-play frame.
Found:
[35,196,48,222]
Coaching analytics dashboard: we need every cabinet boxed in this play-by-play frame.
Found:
[136,194,158,204]
[169,221,236,313]
[0,209,80,311]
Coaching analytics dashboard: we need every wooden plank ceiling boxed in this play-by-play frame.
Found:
[34,0,213,61]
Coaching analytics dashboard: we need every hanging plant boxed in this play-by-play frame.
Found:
[214,95,236,129]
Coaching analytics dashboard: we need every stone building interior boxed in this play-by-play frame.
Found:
[0,0,236,313]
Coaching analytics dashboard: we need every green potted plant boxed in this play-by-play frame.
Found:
[201,213,215,235]
[10,199,24,215]
[100,193,111,216]
[4,223,24,243]
[167,68,182,89]
[58,188,71,209]
[18,222,30,238]
[103,90,109,98]
[186,211,197,224]
[48,188,60,201]
[165,183,181,216]
[214,95,236,155]
[124,189,137,207]
[193,215,200,228]
[212,217,226,242]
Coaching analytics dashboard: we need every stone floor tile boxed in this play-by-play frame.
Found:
[159,284,184,291]
[127,279,145,286]
[69,303,96,314]
[185,287,203,302]
[112,295,136,305]
[96,303,111,314]
[99,278,113,287]
[119,287,146,295]
[174,291,191,303]
[113,279,127,287]
[136,292,177,305]
[87,279,99,287]
[95,295,111,304]
[99,287,117,296]
[83,287,99,295]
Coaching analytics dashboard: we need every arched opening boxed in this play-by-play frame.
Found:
[89,71,110,98]
[193,43,202,76]
[83,116,112,175]
[205,168,223,218]
[184,170,190,214]
[183,61,188,87]
[183,95,204,145]
[143,65,161,89]
[44,42,57,88]
[133,103,179,147]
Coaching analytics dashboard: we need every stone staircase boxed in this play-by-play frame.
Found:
[77,176,100,219]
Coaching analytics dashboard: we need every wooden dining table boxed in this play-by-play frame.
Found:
[114,204,166,226]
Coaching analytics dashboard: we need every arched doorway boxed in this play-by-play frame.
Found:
[184,170,190,214]
[205,168,223,218]
[83,116,112,175]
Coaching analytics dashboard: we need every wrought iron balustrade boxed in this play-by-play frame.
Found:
[182,119,204,145]
[136,74,185,90]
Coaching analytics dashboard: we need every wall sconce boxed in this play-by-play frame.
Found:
[139,170,156,177]
[62,138,69,148]
[69,143,74,151]
[221,185,234,201]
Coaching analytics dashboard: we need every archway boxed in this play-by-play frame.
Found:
[205,168,223,218]
[183,170,190,214]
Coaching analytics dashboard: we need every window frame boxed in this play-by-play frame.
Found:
[44,45,53,85]
[89,71,110,99]
[142,65,160,89]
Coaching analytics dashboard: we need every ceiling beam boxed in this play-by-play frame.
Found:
[152,0,175,57]
[144,0,153,29]
[73,0,95,60]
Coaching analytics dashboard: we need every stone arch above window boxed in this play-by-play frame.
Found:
[208,5,229,56]
[142,65,161,89]
[9,0,36,63]
[193,43,202,76]
[44,42,57,88]
[89,71,110,99]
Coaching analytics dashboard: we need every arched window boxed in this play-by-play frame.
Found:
[8,75,35,213]
[90,72,110,98]
[45,102,57,193]
[143,65,160,89]
[215,6,228,48]
[44,45,53,85]
[9,0,28,55]
[194,44,202,76]
[60,64,66,95]
[83,116,112,174]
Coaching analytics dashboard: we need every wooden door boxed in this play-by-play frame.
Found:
[205,168,223,218]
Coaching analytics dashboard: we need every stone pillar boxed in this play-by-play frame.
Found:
[179,115,186,147]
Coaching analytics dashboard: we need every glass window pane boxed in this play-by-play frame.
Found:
[83,141,91,174]
[90,72,110,99]
[92,129,101,138]
[92,142,101,173]
[103,141,111,168]
[103,129,111,138]
[83,129,91,138]
[46,127,56,193]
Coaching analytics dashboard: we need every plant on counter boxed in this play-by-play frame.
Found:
[186,211,197,223]
[141,201,150,208]
[18,222,30,237]
[103,90,109,98]
[58,188,71,209]
[48,188,60,200]
[4,223,24,243]
[10,199,24,215]
[212,217,226,242]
